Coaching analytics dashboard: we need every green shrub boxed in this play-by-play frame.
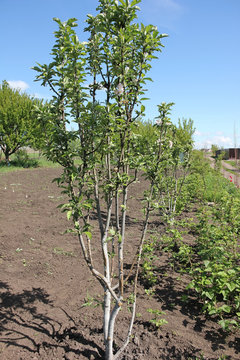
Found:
[12,149,39,168]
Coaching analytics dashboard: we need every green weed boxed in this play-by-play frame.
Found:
[147,308,168,330]
[53,247,76,257]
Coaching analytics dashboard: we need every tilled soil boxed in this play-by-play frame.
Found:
[0,167,239,359]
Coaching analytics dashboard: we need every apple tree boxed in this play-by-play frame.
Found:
[0,80,37,163]
[33,1,168,358]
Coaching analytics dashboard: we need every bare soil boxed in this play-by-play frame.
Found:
[0,167,239,359]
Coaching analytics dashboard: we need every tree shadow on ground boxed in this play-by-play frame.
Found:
[0,283,104,358]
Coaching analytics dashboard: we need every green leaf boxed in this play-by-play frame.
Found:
[84,231,92,240]
[109,228,116,236]
[203,260,210,268]
[74,221,80,229]
[218,319,227,330]
[219,305,231,313]
[67,210,72,220]
[131,0,141,6]
[226,283,236,292]
[143,77,153,82]
[209,309,217,315]
[204,291,214,300]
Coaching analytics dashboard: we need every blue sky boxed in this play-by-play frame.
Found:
[1,0,240,149]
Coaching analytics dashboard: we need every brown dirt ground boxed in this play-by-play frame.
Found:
[0,167,239,360]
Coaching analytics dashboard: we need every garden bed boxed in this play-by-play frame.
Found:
[0,167,239,359]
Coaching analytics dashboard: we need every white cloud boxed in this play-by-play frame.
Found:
[32,93,51,100]
[216,131,224,136]
[194,130,210,137]
[194,130,202,136]
[195,134,234,149]
[156,0,182,12]
[7,80,29,91]
[207,136,233,147]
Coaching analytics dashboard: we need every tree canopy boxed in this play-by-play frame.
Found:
[0,80,37,162]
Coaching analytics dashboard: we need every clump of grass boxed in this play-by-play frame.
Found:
[53,247,76,257]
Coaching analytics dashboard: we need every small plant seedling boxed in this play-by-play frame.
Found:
[22,259,27,267]
[81,292,95,308]
[145,288,155,297]
[29,237,35,245]
[127,293,135,313]
[147,308,168,330]
[81,292,103,309]
[181,294,189,303]
[141,236,158,286]
[53,247,76,257]
[44,262,53,275]
[168,302,175,310]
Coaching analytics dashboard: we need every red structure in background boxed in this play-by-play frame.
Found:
[229,148,240,159]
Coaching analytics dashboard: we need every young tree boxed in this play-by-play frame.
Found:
[158,115,194,220]
[0,80,37,163]
[211,143,219,157]
[136,102,194,222]
[33,1,167,358]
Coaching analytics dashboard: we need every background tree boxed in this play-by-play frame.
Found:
[0,80,37,163]
[30,99,55,152]
[211,143,219,157]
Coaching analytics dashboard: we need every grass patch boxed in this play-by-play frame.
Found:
[204,169,240,201]
[225,160,240,168]
[35,157,60,168]
[223,167,240,176]
[53,247,76,257]
[0,162,26,173]
[0,150,60,173]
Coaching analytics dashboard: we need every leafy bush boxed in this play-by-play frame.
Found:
[181,150,240,204]
[159,151,240,332]
[12,149,39,168]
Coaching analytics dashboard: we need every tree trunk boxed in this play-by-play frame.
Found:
[5,151,10,164]
[105,302,121,360]
[104,288,111,346]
